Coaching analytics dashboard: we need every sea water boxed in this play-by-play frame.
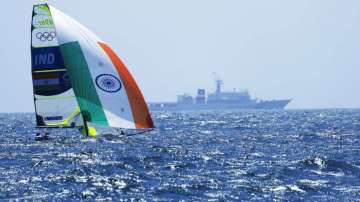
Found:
[0,109,359,201]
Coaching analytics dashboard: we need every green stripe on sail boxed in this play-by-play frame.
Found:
[59,42,108,126]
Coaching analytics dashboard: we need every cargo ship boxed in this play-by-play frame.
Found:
[148,77,291,111]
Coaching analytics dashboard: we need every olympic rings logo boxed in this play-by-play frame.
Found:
[36,31,56,41]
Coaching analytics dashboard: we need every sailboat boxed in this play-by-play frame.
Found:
[31,4,154,137]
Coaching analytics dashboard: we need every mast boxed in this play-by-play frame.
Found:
[212,72,223,95]
[215,78,223,95]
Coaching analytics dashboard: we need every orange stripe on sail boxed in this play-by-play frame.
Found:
[98,42,154,128]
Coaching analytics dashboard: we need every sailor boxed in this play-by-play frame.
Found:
[80,110,97,137]
[35,132,50,141]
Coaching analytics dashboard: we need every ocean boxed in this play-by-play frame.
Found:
[0,109,360,201]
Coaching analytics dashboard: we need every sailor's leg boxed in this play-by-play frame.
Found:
[116,128,125,135]
[35,131,50,141]
[35,132,41,140]
[44,132,50,139]
[80,127,88,136]
[83,119,89,137]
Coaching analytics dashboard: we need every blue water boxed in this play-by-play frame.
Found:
[0,110,360,201]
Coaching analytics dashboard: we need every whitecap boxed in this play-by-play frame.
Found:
[18,179,28,184]
[299,179,328,187]
[271,186,287,192]
[288,185,306,193]
[310,170,345,177]
[82,189,94,196]
[114,180,127,189]
[200,130,212,134]
[202,155,211,162]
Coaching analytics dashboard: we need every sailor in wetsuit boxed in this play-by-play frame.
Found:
[80,110,97,137]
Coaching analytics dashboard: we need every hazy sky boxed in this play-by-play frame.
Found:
[1,0,360,112]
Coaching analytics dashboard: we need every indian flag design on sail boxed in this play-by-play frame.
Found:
[46,5,153,129]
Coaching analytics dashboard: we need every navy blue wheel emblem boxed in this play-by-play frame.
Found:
[95,74,122,93]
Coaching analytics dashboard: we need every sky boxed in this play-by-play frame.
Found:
[0,0,360,112]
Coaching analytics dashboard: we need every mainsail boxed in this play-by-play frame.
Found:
[31,4,154,129]
[31,4,82,127]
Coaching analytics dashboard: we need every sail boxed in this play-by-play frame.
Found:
[47,5,154,129]
[31,4,83,127]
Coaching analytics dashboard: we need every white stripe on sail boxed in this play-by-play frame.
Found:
[103,109,135,128]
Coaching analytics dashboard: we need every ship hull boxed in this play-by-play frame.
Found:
[148,99,291,111]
